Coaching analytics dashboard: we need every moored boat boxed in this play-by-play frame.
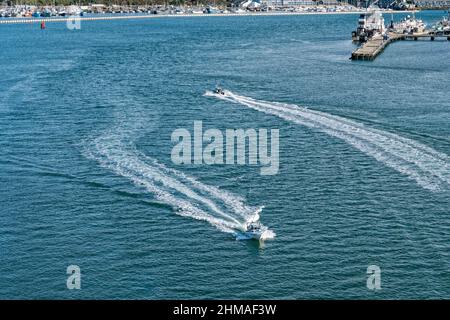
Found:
[390,14,426,34]
[432,10,450,35]
[352,10,386,43]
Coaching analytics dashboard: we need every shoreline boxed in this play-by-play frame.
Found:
[0,10,418,25]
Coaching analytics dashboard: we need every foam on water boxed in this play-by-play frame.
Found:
[206,90,450,192]
[83,131,273,238]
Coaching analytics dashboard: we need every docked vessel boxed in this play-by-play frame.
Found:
[390,14,426,34]
[352,10,386,43]
[67,5,83,16]
[432,11,450,35]
[40,9,51,17]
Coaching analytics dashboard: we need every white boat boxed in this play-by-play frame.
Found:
[67,5,82,16]
[213,87,225,95]
[234,8,246,14]
[432,11,450,35]
[352,10,386,43]
[240,215,271,240]
[235,207,274,241]
[391,15,426,35]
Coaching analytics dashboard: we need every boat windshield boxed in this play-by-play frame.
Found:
[247,222,260,231]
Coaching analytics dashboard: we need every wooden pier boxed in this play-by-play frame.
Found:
[351,32,450,61]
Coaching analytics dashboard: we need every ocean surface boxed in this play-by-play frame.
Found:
[1,11,449,299]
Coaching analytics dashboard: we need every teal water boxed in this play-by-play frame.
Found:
[1,11,449,299]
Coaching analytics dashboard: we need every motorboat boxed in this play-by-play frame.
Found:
[242,220,270,240]
[236,208,273,241]
[432,11,450,35]
[41,9,51,17]
[213,87,225,95]
[391,15,426,35]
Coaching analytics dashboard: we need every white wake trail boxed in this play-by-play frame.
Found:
[142,155,260,220]
[83,132,269,236]
[207,90,450,192]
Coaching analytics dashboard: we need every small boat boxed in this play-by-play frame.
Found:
[213,87,225,95]
[236,208,273,241]
[41,10,51,18]
[67,5,82,16]
[242,221,270,240]
[432,11,450,35]
[205,6,220,14]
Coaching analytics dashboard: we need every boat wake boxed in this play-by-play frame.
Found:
[206,90,450,192]
[83,131,275,239]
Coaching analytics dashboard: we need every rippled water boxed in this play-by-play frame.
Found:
[1,11,449,299]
